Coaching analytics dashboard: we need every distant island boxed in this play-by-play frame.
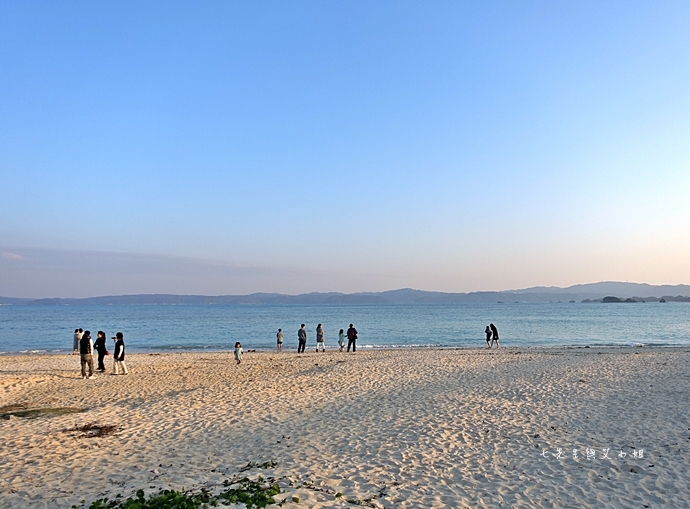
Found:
[1,282,689,306]
[600,296,646,303]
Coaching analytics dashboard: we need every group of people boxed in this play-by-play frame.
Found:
[72,322,497,373]
[276,323,359,353]
[484,323,500,348]
[73,328,128,378]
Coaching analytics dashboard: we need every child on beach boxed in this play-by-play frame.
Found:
[234,342,243,365]
[338,329,345,352]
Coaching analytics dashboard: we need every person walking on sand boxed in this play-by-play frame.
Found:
[94,330,108,372]
[298,324,307,353]
[276,329,284,351]
[338,329,346,352]
[347,324,358,352]
[485,325,492,349]
[316,324,325,352]
[79,330,94,379]
[234,342,243,365]
[73,328,82,355]
[490,323,500,349]
[112,332,128,375]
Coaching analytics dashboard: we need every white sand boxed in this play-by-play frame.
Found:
[1,347,689,508]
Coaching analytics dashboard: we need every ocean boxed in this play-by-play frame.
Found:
[1,301,689,354]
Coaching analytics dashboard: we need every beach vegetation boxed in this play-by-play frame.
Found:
[218,476,281,508]
[76,477,286,509]
[75,488,216,509]
[0,404,84,419]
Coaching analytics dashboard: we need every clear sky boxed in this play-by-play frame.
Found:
[1,1,689,298]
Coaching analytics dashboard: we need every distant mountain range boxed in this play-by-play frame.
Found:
[1,282,689,305]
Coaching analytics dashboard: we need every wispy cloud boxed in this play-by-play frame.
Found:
[1,252,24,260]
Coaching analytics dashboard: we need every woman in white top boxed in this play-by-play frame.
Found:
[338,329,345,352]
[316,324,325,352]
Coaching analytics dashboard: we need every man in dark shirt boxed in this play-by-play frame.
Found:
[79,330,94,379]
[297,324,307,353]
[347,324,358,353]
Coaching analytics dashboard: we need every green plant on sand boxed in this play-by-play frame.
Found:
[219,476,281,508]
[75,477,283,509]
[76,489,216,509]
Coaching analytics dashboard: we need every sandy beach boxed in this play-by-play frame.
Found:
[1,347,689,508]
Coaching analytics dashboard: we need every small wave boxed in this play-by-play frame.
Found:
[142,344,239,352]
[568,341,685,348]
[359,343,447,349]
[2,350,64,356]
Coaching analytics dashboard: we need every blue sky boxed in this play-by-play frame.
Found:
[1,1,689,297]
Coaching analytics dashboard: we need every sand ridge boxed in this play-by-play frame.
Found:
[1,347,689,508]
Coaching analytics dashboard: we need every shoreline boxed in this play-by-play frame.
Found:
[2,347,689,508]
[2,342,687,357]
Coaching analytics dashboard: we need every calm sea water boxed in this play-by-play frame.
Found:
[0,302,689,354]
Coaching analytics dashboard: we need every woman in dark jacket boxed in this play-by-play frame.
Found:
[94,331,108,372]
[489,323,500,349]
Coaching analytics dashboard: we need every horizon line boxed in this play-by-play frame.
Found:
[4,281,690,301]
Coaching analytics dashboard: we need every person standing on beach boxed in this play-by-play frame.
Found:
[94,331,108,372]
[79,330,94,379]
[338,329,346,352]
[112,332,128,375]
[234,342,243,365]
[485,325,492,349]
[298,324,307,353]
[490,323,500,348]
[316,324,325,352]
[347,324,358,352]
[73,328,83,355]
[276,329,284,351]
